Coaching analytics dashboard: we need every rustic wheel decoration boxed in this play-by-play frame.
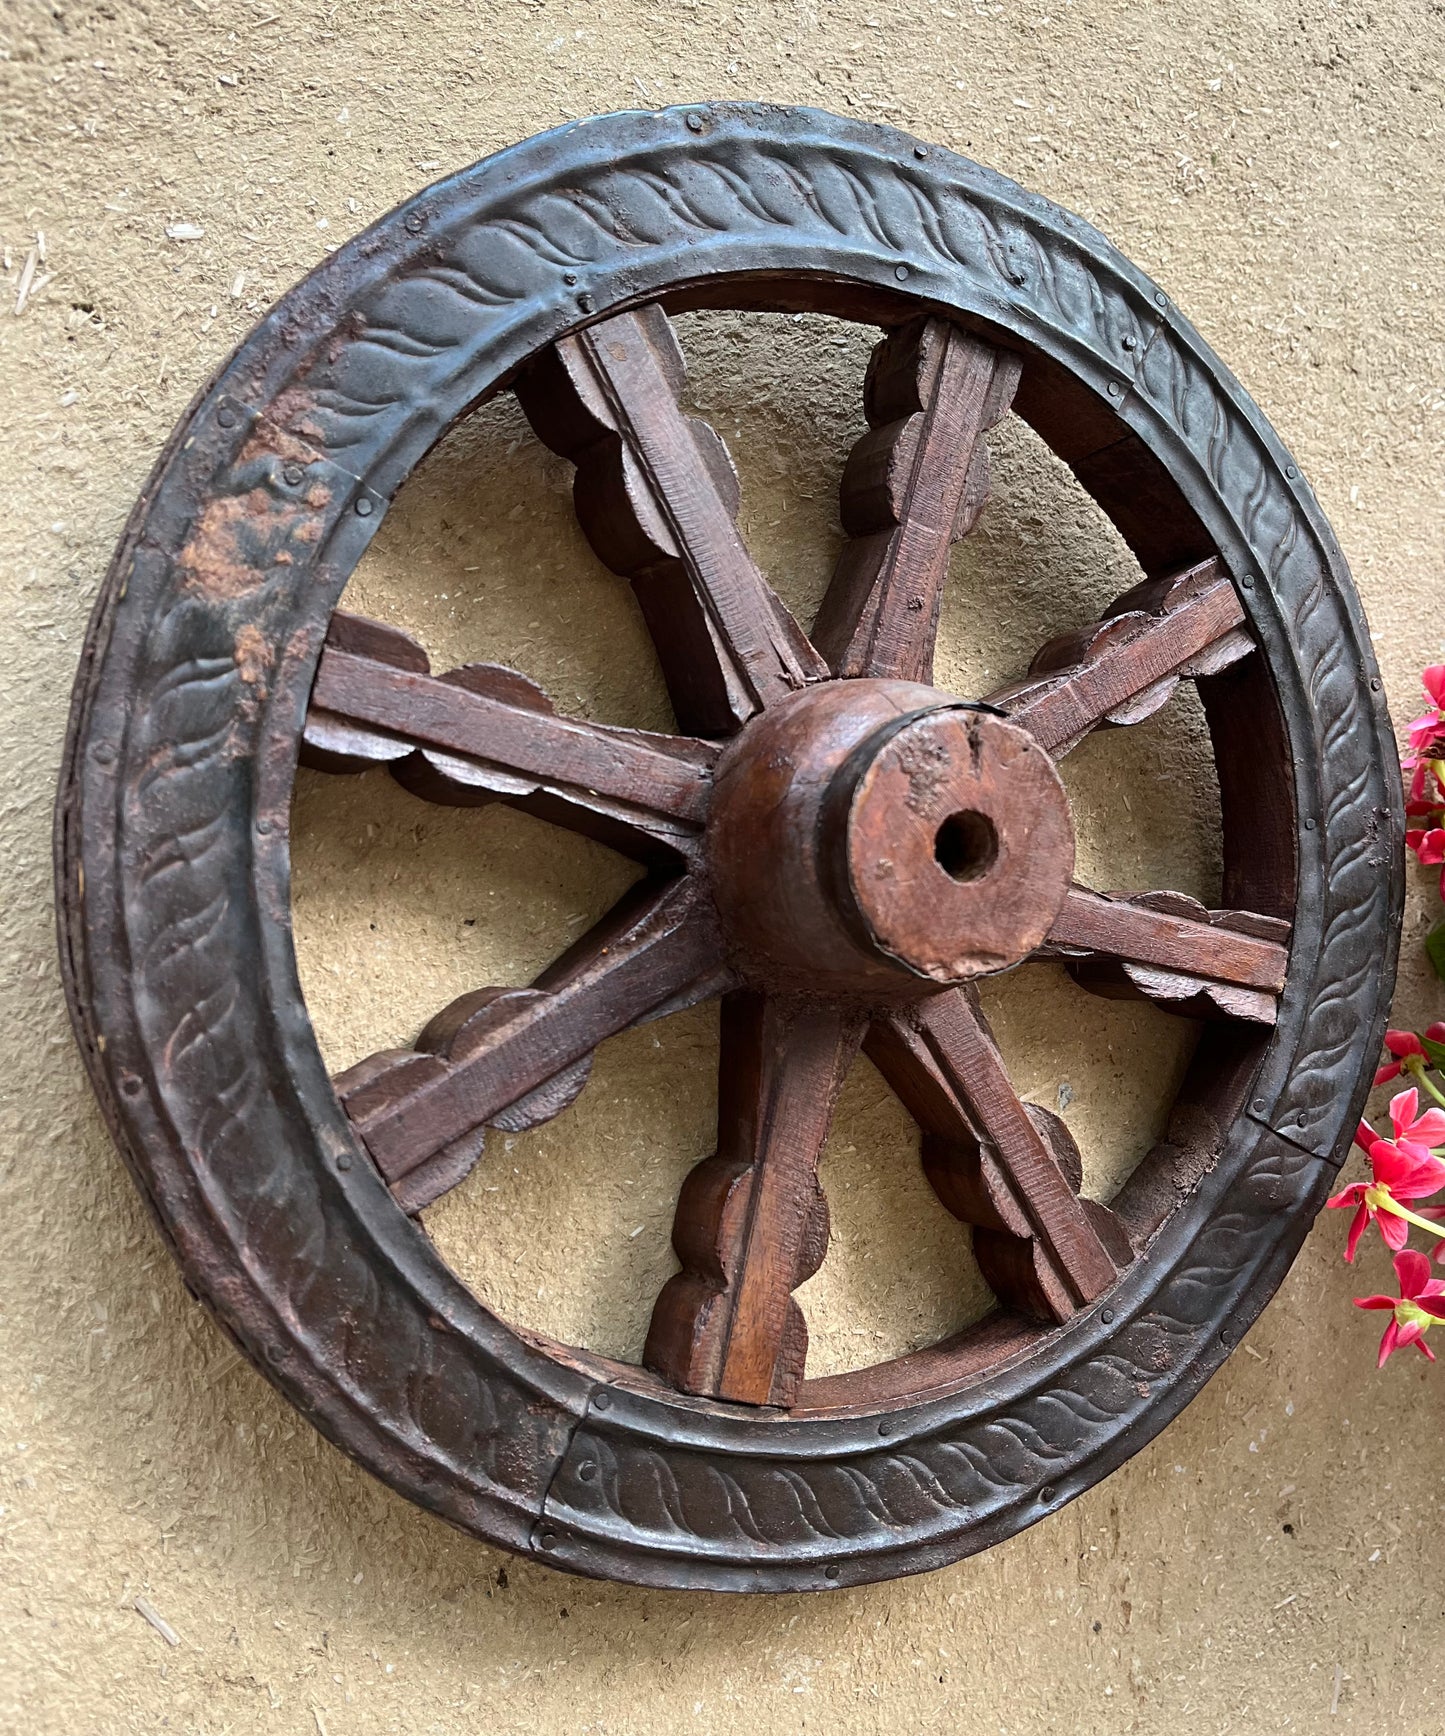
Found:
[58,105,1402,1591]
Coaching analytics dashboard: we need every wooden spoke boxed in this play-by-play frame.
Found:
[303,612,716,863]
[1044,888,1291,1024]
[812,317,1022,684]
[336,877,732,1213]
[516,304,827,734]
[645,994,863,1407]
[988,557,1253,756]
[867,992,1128,1322]
[1046,885,1289,991]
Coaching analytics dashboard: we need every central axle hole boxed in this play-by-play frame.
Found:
[933,810,999,883]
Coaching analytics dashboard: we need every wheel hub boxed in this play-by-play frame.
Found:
[707,680,1076,994]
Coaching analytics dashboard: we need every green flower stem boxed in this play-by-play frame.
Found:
[1412,1062,1445,1111]
[1368,1188,1445,1240]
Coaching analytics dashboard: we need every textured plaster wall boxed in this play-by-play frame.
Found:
[2,3,1444,1733]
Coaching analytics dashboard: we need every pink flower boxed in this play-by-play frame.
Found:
[1406,827,1445,902]
[1354,1250,1445,1366]
[1327,1094,1445,1260]
[1406,826,1445,864]
[1386,1086,1445,1156]
[1407,717,1445,757]
[1406,666,1445,757]
[1375,1024,1445,1084]
[1405,758,1445,814]
[1377,1030,1425,1085]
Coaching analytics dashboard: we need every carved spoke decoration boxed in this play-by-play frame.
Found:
[986,558,1254,757]
[64,108,1397,1590]
[299,304,1290,1405]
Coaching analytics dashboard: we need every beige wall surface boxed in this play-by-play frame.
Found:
[4,2,1445,1732]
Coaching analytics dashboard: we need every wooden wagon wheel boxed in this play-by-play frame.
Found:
[57,105,1402,1592]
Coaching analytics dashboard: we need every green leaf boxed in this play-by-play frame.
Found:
[1426,918,1445,983]
[1420,1033,1445,1069]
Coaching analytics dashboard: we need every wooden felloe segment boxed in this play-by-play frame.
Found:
[517,304,826,734]
[645,995,863,1406]
[813,318,1022,684]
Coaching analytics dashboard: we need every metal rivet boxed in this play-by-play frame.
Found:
[283,465,304,487]
[355,496,374,517]
[685,112,704,133]
[577,292,595,313]
[217,406,237,429]
[1240,575,1255,589]
[1252,1097,1267,1114]
[1296,1111,1308,1126]
[877,1419,891,1437]
[1304,817,1316,830]
[895,264,909,281]
[1107,381,1122,397]
[92,743,116,765]
[1101,1308,1115,1324]
[404,212,423,234]
[267,1343,287,1364]
[336,1153,352,1172]
[1285,464,1299,480]
[1219,1328,1232,1347]
[564,271,578,286]
[1371,677,1382,692]
[1122,334,1138,352]
[256,817,273,836]
[539,1530,558,1550]
[825,1564,841,1581]
[577,1460,596,1482]
[913,145,929,159]
[593,1390,611,1411]
[1154,290,1168,308]
[1040,1485,1057,1503]
[120,1073,143,1097]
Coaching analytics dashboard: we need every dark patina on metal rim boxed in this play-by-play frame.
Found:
[56,103,1401,1591]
